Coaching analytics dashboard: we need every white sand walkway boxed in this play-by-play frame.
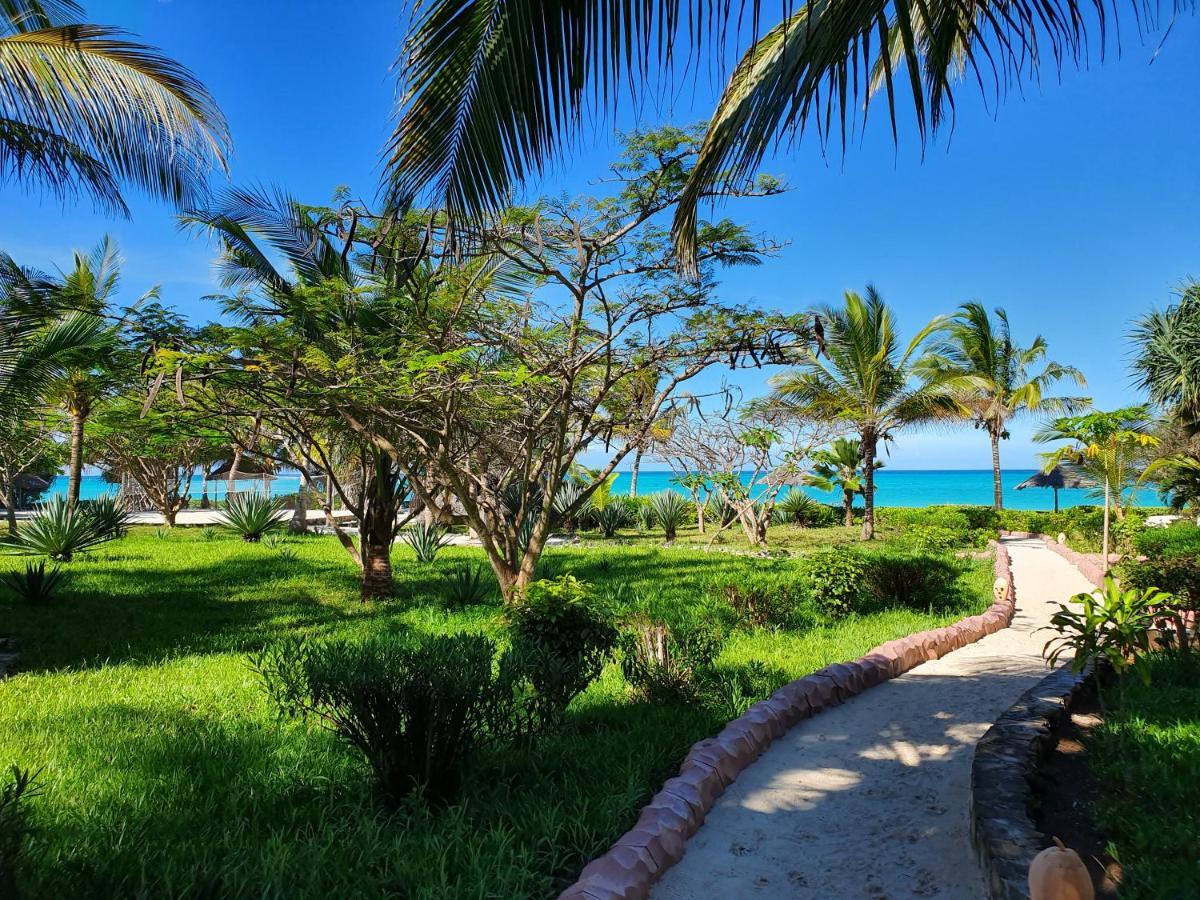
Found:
[652,537,1095,900]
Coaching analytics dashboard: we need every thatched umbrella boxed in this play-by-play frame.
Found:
[1014,465,1094,512]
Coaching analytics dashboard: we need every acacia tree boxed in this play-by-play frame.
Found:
[660,403,830,548]
[920,302,1088,509]
[766,286,960,539]
[88,396,225,526]
[351,127,805,597]
[0,413,62,534]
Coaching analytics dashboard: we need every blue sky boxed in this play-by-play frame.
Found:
[3,0,1197,471]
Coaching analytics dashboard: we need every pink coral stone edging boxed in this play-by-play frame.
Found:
[558,544,1019,900]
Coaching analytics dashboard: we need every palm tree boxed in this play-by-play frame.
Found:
[920,303,1088,510]
[43,237,150,508]
[804,437,880,527]
[1036,407,1159,564]
[386,1,1177,270]
[1,0,229,214]
[1130,281,1200,433]
[767,286,958,539]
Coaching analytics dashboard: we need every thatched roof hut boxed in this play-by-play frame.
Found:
[1015,465,1094,512]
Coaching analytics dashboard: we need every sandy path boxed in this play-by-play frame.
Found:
[652,537,1095,900]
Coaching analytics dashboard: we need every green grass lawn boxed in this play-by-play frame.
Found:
[1087,653,1200,899]
[0,525,991,899]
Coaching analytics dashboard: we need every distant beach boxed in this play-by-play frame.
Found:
[53,469,1112,511]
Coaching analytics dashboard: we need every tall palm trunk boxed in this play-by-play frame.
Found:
[66,408,86,510]
[842,488,854,527]
[226,446,242,502]
[990,428,1004,510]
[861,430,877,540]
[629,446,643,497]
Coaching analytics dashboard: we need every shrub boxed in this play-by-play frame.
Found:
[1042,577,1167,701]
[403,522,451,563]
[219,492,283,542]
[8,496,118,561]
[593,502,631,538]
[719,577,805,629]
[0,560,68,603]
[773,491,835,527]
[796,549,868,618]
[1133,522,1200,560]
[506,576,617,729]
[443,564,493,606]
[866,553,962,608]
[896,525,962,554]
[636,501,657,531]
[1115,557,1200,611]
[79,495,134,539]
[649,492,689,541]
[200,526,218,542]
[0,766,39,896]
[620,618,724,703]
[252,633,515,805]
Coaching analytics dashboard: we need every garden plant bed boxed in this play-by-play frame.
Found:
[0,525,995,899]
[1034,685,1120,898]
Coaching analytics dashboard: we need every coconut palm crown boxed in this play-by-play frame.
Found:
[385,0,1187,271]
[919,302,1088,509]
[0,0,230,215]
[1130,280,1200,434]
[766,285,960,539]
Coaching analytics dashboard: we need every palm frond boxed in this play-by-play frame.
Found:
[0,23,230,210]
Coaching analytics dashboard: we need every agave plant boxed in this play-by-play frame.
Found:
[443,564,492,606]
[0,560,68,603]
[636,502,657,532]
[774,490,831,527]
[80,495,134,539]
[219,492,283,543]
[403,522,451,563]
[649,492,689,542]
[8,496,116,561]
[551,482,586,532]
[593,502,631,538]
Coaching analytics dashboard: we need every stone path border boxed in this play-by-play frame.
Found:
[558,544,1019,900]
[969,662,1093,900]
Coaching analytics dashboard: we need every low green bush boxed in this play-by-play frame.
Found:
[1133,522,1200,560]
[506,576,618,730]
[866,552,963,609]
[718,578,805,629]
[1114,557,1200,611]
[251,633,516,805]
[619,618,724,703]
[796,549,868,618]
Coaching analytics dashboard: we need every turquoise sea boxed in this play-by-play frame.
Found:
[55,469,1107,511]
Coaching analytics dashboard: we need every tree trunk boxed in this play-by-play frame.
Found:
[165,507,177,527]
[67,410,85,510]
[861,432,877,540]
[2,492,16,536]
[629,447,643,497]
[1102,477,1111,570]
[990,429,1004,511]
[693,491,705,534]
[360,540,393,600]
[289,481,309,534]
[842,488,854,527]
[227,447,242,502]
